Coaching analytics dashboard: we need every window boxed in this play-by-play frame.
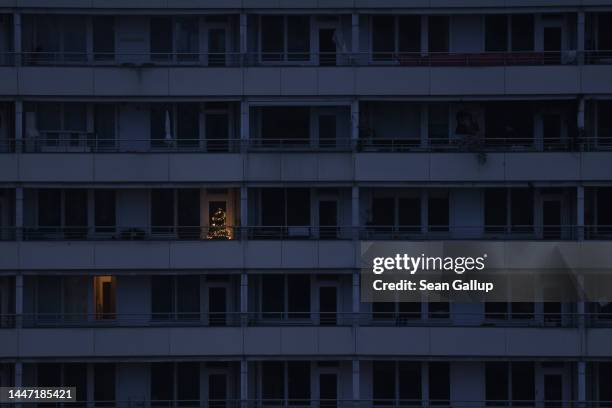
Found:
[598,101,612,146]
[372,16,421,60]
[485,103,534,146]
[510,189,533,233]
[37,363,87,403]
[428,16,449,53]
[175,17,199,62]
[35,276,89,322]
[372,16,394,60]
[485,15,508,52]
[150,17,173,61]
[261,275,311,320]
[35,102,87,147]
[261,16,310,62]
[177,103,200,148]
[260,188,311,230]
[373,362,422,405]
[93,16,115,61]
[511,363,535,404]
[511,15,534,51]
[261,107,310,145]
[428,104,449,144]
[94,276,116,319]
[150,104,173,147]
[151,189,174,234]
[262,362,284,403]
[94,104,116,148]
[288,362,310,405]
[428,192,449,232]
[94,364,115,406]
[485,362,509,405]
[151,275,200,320]
[94,190,116,233]
[429,362,450,405]
[485,189,507,232]
[26,15,86,62]
[36,189,88,238]
[373,361,395,405]
[177,189,200,239]
[600,363,612,403]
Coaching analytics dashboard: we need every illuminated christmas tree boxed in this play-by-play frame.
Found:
[207,207,230,239]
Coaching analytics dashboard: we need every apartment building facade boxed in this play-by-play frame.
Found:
[1,0,612,406]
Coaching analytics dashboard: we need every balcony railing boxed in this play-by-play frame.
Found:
[1,312,610,329]
[1,225,609,241]
[3,136,612,154]
[3,50,612,67]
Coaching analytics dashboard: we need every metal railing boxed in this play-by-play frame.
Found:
[2,50,612,67]
[0,225,609,242]
[2,312,611,329]
[3,136,611,154]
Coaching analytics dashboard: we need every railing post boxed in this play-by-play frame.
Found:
[240,186,248,241]
[351,13,360,65]
[14,100,23,153]
[240,13,248,66]
[13,12,21,67]
[577,11,585,65]
[240,360,248,408]
[352,360,360,408]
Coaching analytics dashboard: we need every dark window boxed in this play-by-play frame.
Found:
[428,16,449,53]
[511,189,533,232]
[398,198,420,232]
[399,16,421,53]
[398,362,421,402]
[485,15,508,52]
[428,194,449,232]
[151,189,174,228]
[600,363,612,402]
[261,107,309,145]
[429,104,449,144]
[372,16,395,60]
[261,188,285,226]
[511,15,534,51]
[177,104,199,147]
[373,361,395,405]
[175,17,199,62]
[372,198,394,226]
[486,362,508,405]
[262,275,284,318]
[511,362,535,403]
[94,364,116,405]
[65,189,87,236]
[38,189,61,226]
[94,190,116,232]
[151,363,173,403]
[485,103,533,145]
[94,104,116,147]
[150,104,172,147]
[288,275,310,318]
[177,189,200,238]
[93,16,115,60]
[150,17,172,61]
[485,189,507,232]
[152,276,173,319]
[262,362,284,402]
[600,13,612,50]
[287,16,310,61]
[177,363,200,404]
[598,101,612,145]
[429,362,450,404]
[261,16,284,61]
[286,189,310,226]
[511,302,534,319]
[597,188,612,228]
[429,301,450,319]
[37,363,61,387]
[177,276,200,320]
[485,302,508,319]
[64,364,87,402]
[288,362,310,404]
